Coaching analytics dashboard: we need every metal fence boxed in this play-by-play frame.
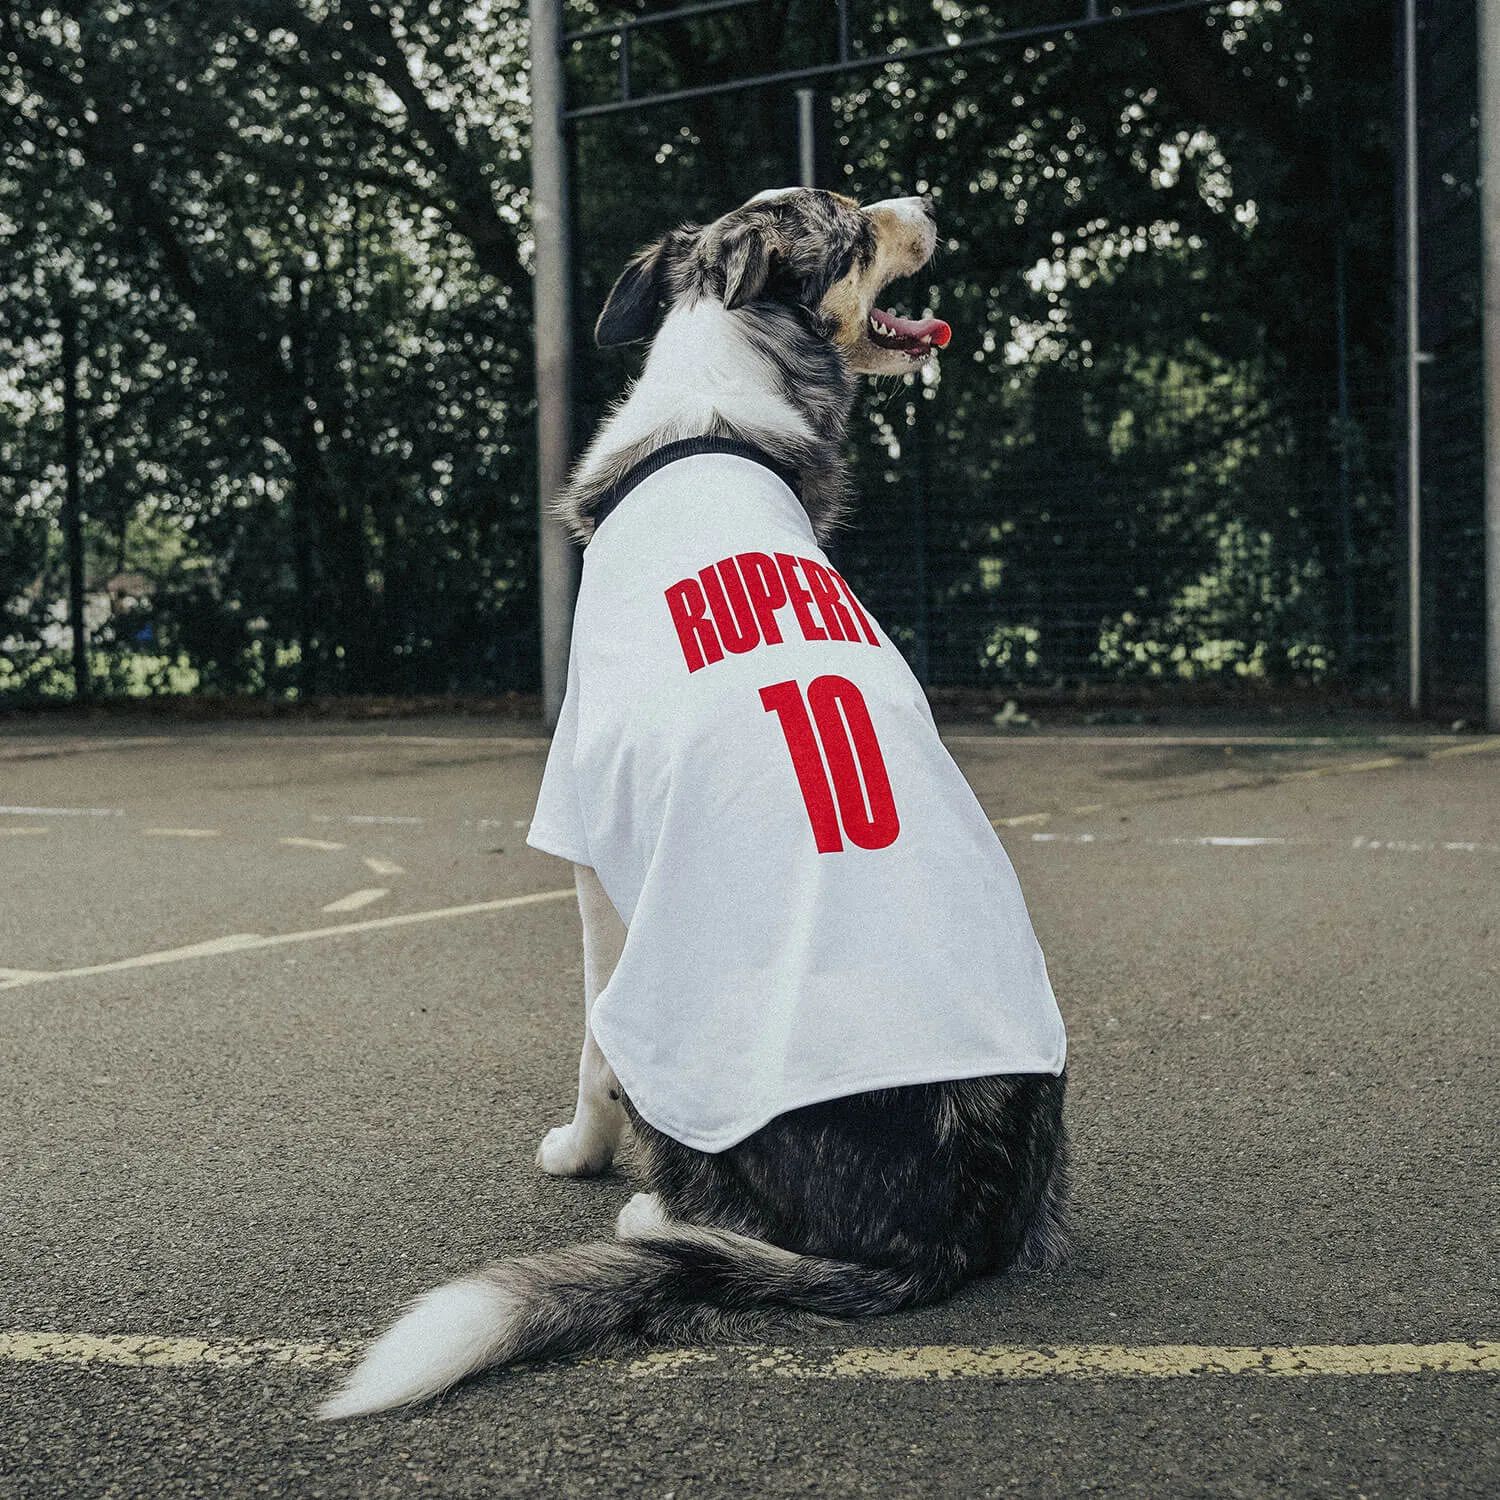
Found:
[2,0,1490,715]
[1415,0,1486,713]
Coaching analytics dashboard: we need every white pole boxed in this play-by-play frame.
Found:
[529,0,579,728]
[1404,0,1423,715]
[1480,0,1500,731]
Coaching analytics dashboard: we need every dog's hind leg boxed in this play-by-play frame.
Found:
[1016,1107,1072,1273]
[537,864,630,1177]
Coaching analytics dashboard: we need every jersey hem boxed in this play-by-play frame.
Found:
[525,826,592,867]
[601,1042,1068,1155]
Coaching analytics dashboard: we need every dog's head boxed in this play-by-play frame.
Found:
[595,188,950,375]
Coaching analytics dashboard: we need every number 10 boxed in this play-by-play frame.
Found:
[759,676,900,853]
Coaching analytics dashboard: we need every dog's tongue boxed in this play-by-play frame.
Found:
[876,309,952,348]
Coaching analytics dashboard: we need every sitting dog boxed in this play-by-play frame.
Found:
[320,189,1068,1420]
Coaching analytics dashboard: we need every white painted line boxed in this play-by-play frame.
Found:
[279,836,346,851]
[313,815,426,826]
[0,806,123,817]
[1016,831,1500,855]
[945,734,1474,749]
[321,888,389,914]
[0,968,52,981]
[0,827,48,837]
[1182,835,1289,847]
[143,828,222,839]
[0,888,575,992]
[2,1332,1494,1382]
[0,934,263,990]
[0,737,173,761]
[364,857,405,877]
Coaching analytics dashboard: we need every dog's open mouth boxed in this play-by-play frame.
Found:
[867,306,952,359]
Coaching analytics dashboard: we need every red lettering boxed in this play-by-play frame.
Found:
[760,680,842,853]
[698,559,760,654]
[774,553,827,643]
[827,567,880,646]
[736,552,787,645]
[664,577,724,673]
[807,676,900,849]
[800,559,857,642]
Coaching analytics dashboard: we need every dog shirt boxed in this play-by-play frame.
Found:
[528,449,1065,1153]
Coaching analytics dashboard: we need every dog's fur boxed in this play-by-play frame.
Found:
[319,190,1069,1421]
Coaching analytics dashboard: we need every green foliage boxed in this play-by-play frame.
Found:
[0,1,1399,699]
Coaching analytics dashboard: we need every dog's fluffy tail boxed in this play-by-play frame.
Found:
[317,1226,945,1419]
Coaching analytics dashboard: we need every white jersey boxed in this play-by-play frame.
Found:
[528,450,1065,1152]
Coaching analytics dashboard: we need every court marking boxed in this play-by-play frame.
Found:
[314,814,427,826]
[0,805,123,817]
[279,836,347,851]
[1021,831,1500,855]
[0,737,173,761]
[321,888,389,913]
[990,734,1500,831]
[0,888,575,992]
[2,1331,1493,1383]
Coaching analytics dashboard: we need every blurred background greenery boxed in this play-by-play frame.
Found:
[0,3,1478,708]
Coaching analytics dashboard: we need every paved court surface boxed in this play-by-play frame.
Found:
[0,717,1496,1497]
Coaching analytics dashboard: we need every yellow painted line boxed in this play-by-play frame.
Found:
[1284,756,1405,781]
[0,1332,357,1369]
[280,836,346,851]
[4,1333,1494,1382]
[1429,736,1500,759]
[698,1341,1500,1382]
[364,856,405,877]
[321,887,389,914]
[143,828,222,839]
[0,889,575,992]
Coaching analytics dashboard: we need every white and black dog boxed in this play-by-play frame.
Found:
[320,189,1069,1420]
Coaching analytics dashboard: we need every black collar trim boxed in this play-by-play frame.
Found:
[589,437,803,536]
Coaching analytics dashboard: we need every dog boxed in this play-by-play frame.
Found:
[319,189,1069,1420]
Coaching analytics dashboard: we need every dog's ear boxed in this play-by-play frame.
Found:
[595,231,692,347]
[719,221,779,311]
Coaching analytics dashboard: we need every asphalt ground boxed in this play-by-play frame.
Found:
[0,718,1496,1498]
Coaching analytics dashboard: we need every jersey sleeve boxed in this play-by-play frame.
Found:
[526,648,592,866]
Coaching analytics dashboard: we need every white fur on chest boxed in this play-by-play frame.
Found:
[571,302,812,493]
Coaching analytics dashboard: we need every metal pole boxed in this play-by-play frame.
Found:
[1403,0,1423,715]
[795,88,817,187]
[59,298,89,701]
[1481,0,1500,732]
[529,0,578,728]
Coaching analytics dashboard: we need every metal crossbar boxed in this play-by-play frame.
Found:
[563,0,1219,120]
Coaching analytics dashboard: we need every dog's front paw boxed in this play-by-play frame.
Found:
[536,1122,615,1177]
